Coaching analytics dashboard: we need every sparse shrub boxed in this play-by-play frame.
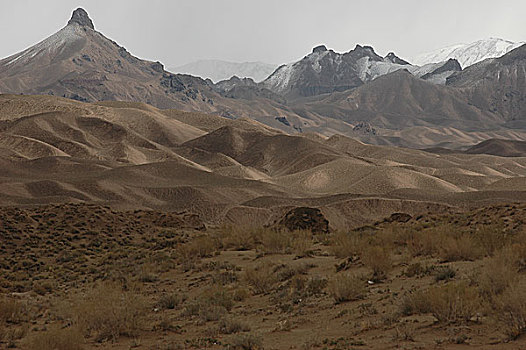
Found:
[290,230,314,257]
[439,235,483,262]
[68,283,147,342]
[229,332,263,350]
[158,293,186,310]
[433,266,456,282]
[217,226,257,251]
[473,224,509,256]
[259,229,291,254]
[407,229,444,257]
[183,287,235,322]
[32,281,53,295]
[495,283,526,339]
[362,246,392,281]
[328,273,366,303]
[218,317,251,334]
[244,263,277,294]
[330,232,366,259]
[404,262,425,277]
[0,297,27,324]
[176,235,217,261]
[400,289,432,316]
[25,327,84,350]
[477,247,520,301]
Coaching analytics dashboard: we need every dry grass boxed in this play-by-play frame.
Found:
[183,286,235,322]
[228,332,263,350]
[362,245,392,281]
[477,247,521,301]
[0,297,27,324]
[218,317,251,334]
[328,273,367,303]
[25,327,84,350]
[329,232,367,259]
[495,282,526,339]
[66,283,147,342]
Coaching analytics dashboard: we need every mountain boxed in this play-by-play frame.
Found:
[412,38,525,68]
[261,45,417,98]
[0,8,220,111]
[169,59,277,83]
[446,43,526,126]
[261,44,463,99]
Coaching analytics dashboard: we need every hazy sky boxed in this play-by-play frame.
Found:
[1,0,525,67]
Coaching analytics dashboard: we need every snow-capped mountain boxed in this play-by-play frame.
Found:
[262,45,415,97]
[169,60,277,83]
[412,38,525,69]
[261,45,461,97]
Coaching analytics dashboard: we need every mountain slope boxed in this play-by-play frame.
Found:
[169,59,277,83]
[446,44,526,125]
[413,38,525,68]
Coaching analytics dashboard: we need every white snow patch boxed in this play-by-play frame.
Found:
[412,38,525,68]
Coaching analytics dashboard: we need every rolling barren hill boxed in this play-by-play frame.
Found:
[1,94,526,229]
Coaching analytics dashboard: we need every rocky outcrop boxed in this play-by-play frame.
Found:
[67,8,95,29]
[278,207,329,233]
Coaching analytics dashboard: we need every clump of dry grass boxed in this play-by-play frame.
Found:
[66,282,147,342]
[329,232,367,259]
[477,247,521,301]
[183,286,235,322]
[157,292,186,310]
[216,225,257,251]
[25,327,84,350]
[401,282,481,323]
[362,246,392,281]
[439,235,483,262]
[328,273,367,303]
[176,235,217,261]
[259,229,291,254]
[244,263,277,294]
[0,297,27,324]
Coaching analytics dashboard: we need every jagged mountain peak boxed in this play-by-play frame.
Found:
[67,8,94,29]
[384,52,410,65]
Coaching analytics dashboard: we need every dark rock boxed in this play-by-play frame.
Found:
[275,116,290,126]
[151,61,164,73]
[385,212,413,223]
[68,8,94,29]
[278,207,329,233]
[312,45,328,53]
[353,121,377,135]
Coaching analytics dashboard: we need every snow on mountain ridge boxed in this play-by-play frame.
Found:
[413,38,525,68]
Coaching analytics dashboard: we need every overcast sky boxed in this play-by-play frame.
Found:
[1,0,525,67]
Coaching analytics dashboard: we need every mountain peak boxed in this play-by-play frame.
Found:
[312,45,328,53]
[68,8,94,29]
